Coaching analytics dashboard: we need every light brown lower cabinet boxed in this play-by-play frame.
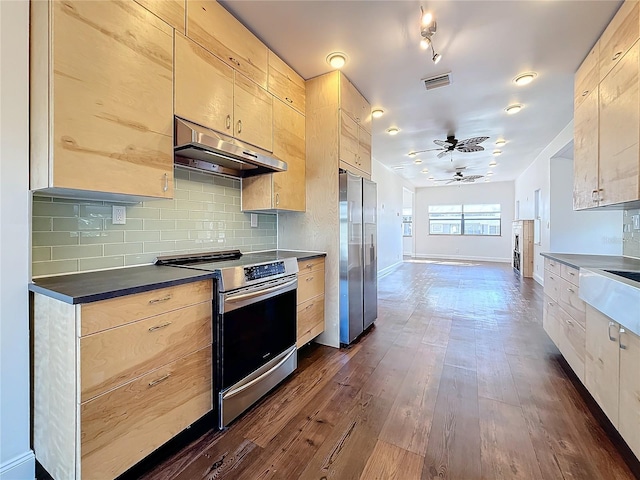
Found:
[33,280,213,480]
[296,257,325,347]
[619,324,640,459]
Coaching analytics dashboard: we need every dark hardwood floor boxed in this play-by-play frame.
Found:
[133,260,639,480]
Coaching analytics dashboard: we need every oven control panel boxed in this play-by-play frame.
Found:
[244,261,286,281]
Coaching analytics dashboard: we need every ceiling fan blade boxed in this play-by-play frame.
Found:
[465,175,484,181]
[433,139,454,148]
[437,150,450,159]
[445,179,456,185]
[456,136,489,147]
[456,145,485,153]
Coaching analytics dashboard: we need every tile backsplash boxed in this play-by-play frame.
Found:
[32,168,276,277]
[623,208,640,259]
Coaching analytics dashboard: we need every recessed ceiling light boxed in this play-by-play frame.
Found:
[495,139,506,146]
[326,52,347,69]
[392,165,404,170]
[408,151,417,157]
[493,150,502,156]
[386,127,400,135]
[487,171,494,176]
[505,104,523,115]
[372,109,384,118]
[421,168,429,173]
[414,159,422,164]
[489,160,498,167]
[514,72,537,86]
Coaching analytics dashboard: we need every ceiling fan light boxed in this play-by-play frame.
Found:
[514,72,537,86]
[408,151,417,157]
[386,127,400,135]
[487,171,494,176]
[421,168,429,173]
[392,165,404,170]
[495,139,506,146]
[489,160,498,167]
[422,10,433,26]
[505,104,523,115]
[432,52,442,64]
[414,159,422,164]
[326,52,347,69]
[372,109,384,118]
[492,150,502,156]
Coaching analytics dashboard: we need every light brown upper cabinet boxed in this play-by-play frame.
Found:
[573,0,640,209]
[30,0,174,199]
[134,0,186,33]
[242,98,305,211]
[340,74,371,133]
[186,0,268,89]
[175,33,272,152]
[268,50,306,115]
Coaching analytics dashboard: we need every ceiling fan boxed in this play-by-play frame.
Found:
[434,169,484,184]
[410,135,490,159]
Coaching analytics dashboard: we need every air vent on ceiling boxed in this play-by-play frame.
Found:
[422,72,452,91]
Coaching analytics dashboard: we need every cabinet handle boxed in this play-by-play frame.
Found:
[548,302,554,306]
[619,328,628,349]
[229,56,240,66]
[305,263,313,269]
[608,321,617,341]
[581,90,589,97]
[163,173,169,192]
[612,51,622,61]
[567,319,573,325]
[306,276,314,282]
[598,188,604,202]
[567,287,574,293]
[305,303,314,311]
[275,193,279,206]
[226,114,231,130]
[148,373,171,387]
[149,294,172,305]
[148,321,172,332]
[237,119,242,134]
[285,97,294,104]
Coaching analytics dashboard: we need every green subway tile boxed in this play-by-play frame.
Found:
[142,198,175,210]
[32,259,78,277]
[80,205,112,218]
[32,247,52,262]
[173,189,190,200]
[105,218,144,230]
[125,231,160,242]
[33,195,53,203]
[202,183,225,194]
[214,176,238,188]
[53,217,103,232]
[80,231,124,244]
[213,194,234,205]
[124,253,157,266]
[176,199,204,211]
[176,220,202,230]
[79,256,124,272]
[161,209,190,220]
[127,206,160,219]
[53,197,100,205]
[32,217,52,232]
[224,203,241,213]
[104,243,143,256]
[144,219,176,231]
[191,230,215,240]
[223,187,240,198]
[33,231,80,246]
[161,230,190,241]
[233,213,247,222]
[174,239,200,251]
[189,210,215,221]
[189,172,215,186]
[52,244,103,260]
[190,190,214,203]
[143,241,177,253]
[174,167,190,180]
[208,202,227,213]
[33,202,79,218]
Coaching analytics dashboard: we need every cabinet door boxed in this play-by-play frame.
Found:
[340,111,359,168]
[135,0,185,33]
[51,0,174,198]
[234,73,273,151]
[585,306,620,427]
[358,128,372,175]
[186,0,268,88]
[599,0,639,82]
[175,33,234,135]
[543,297,564,350]
[558,306,586,383]
[575,42,599,111]
[573,85,599,210]
[340,73,369,128]
[619,327,640,459]
[273,99,306,211]
[599,41,640,206]
[268,50,305,115]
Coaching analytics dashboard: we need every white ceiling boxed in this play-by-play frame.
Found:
[221,0,621,188]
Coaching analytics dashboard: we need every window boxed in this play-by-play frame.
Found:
[428,204,501,236]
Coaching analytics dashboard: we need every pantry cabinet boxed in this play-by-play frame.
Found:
[30,0,174,200]
[242,98,305,211]
[33,280,213,480]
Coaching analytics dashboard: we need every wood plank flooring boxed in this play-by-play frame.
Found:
[126,260,639,480]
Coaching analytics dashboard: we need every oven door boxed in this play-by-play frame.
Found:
[218,275,297,427]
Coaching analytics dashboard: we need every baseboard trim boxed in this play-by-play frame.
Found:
[533,272,544,285]
[411,254,511,264]
[0,450,35,480]
[377,261,402,279]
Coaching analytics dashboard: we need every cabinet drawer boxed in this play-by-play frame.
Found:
[558,305,586,383]
[80,346,212,479]
[268,50,305,115]
[543,269,561,301]
[297,257,325,275]
[80,301,212,402]
[297,295,324,347]
[558,277,586,328]
[298,269,324,304]
[575,42,599,110]
[81,280,212,336]
[560,264,580,286]
[599,0,639,82]
[543,296,564,349]
[544,258,562,275]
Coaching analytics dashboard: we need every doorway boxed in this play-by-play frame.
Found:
[402,188,414,257]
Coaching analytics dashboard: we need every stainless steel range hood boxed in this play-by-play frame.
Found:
[174,117,287,178]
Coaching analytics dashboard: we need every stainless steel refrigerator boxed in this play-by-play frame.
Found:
[339,171,377,345]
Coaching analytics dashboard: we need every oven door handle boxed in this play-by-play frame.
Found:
[225,278,297,304]
[223,346,297,400]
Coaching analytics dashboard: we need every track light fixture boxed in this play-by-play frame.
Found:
[420,7,442,64]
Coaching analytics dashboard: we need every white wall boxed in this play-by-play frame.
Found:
[371,159,406,275]
[0,1,35,478]
[414,181,515,263]
[550,156,623,255]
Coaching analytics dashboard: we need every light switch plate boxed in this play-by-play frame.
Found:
[250,213,258,228]
[633,214,640,230]
[112,205,126,225]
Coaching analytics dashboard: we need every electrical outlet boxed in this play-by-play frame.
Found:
[112,205,126,225]
[633,214,640,230]
[250,214,258,228]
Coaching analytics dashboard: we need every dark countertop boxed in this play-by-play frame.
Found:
[29,265,216,305]
[29,250,326,305]
[541,253,640,271]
